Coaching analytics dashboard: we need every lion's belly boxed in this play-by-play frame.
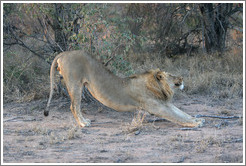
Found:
[86,84,137,112]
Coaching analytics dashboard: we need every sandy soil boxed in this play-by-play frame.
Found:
[2,95,244,163]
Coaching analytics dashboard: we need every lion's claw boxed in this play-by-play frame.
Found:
[195,118,205,127]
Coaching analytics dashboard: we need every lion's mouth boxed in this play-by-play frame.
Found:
[174,82,184,90]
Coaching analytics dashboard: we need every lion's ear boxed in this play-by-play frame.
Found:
[156,71,164,80]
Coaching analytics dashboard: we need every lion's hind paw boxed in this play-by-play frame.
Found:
[79,118,91,127]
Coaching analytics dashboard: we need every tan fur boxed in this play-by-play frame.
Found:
[44,50,204,128]
[145,69,174,100]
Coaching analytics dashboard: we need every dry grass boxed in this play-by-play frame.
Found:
[130,48,243,99]
[3,44,50,103]
[32,126,50,135]
[31,125,80,145]
[122,110,147,134]
[3,35,243,104]
[170,134,184,142]
[67,126,80,140]
[195,136,222,153]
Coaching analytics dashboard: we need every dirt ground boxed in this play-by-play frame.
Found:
[2,95,244,164]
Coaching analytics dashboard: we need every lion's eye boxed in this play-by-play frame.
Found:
[175,83,180,86]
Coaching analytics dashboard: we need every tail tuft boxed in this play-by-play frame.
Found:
[44,110,49,116]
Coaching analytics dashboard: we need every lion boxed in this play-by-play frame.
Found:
[44,50,204,128]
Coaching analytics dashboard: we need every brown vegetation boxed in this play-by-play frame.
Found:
[3,33,243,104]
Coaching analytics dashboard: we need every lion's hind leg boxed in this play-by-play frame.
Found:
[67,83,91,127]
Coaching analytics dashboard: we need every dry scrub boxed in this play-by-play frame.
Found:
[130,49,243,100]
[3,41,243,104]
[3,44,50,103]
[122,111,147,134]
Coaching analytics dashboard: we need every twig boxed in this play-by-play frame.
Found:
[104,43,125,66]
[195,114,241,119]
[92,122,113,124]
[147,118,168,123]
[5,26,50,64]
[181,11,190,25]
[4,117,38,122]
[224,138,243,143]
[179,127,201,131]
[4,117,23,122]
[227,6,243,16]
[42,16,64,52]
[104,56,114,66]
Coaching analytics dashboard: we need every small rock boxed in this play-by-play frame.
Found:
[135,130,141,135]
[100,150,108,153]
[215,120,229,129]
[116,159,122,163]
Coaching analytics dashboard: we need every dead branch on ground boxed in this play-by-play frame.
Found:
[195,114,241,119]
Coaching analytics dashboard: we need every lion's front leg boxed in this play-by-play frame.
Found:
[147,103,205,127]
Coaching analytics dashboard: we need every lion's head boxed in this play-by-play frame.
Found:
[138,69,184,101]
[164,71,184,91]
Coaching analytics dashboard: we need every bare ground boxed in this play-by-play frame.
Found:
[2,95,244,163]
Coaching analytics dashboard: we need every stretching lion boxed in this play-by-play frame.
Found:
[44,50,204,127]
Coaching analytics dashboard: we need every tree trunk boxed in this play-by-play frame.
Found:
[199,3,231,53]
[53,4,67,52]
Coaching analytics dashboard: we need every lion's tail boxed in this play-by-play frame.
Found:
[44,53,63,116]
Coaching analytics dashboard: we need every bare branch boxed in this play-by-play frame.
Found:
[179,128,201,131]
[41,16,64,52]
[195,114,241,119]
[4,26,51,65]
[180,11,190,25]
[104,43,125,66]
[227,6,243,16]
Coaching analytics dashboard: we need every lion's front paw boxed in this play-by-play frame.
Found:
[194,118,205,127]
[79,119,91,127]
